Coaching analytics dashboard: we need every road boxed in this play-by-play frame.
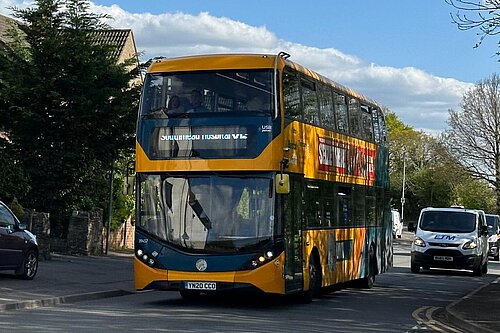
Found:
[1,232,498,333]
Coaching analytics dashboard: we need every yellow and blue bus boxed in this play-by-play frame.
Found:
[134,52,391,301]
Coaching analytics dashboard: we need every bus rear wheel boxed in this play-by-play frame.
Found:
[359,246,376,289]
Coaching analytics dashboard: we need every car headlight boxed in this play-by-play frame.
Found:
[413,236,426,247]
[488,235,498,243]
[463,240,478,249]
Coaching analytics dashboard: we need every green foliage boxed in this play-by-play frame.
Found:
[108,155,135,230]
[0,0,140,231]
[0,139,30,202]
[452,178,496,213]
[9,197,25,220]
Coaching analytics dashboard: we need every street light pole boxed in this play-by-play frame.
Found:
[105,158,115,256]
[401,155,406,221]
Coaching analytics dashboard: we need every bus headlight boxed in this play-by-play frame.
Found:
[246,251,275,269]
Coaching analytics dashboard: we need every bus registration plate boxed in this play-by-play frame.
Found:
[434,256,453,261]
[185,281,217,290]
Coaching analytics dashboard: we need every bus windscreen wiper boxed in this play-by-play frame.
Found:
[188,199,212,230]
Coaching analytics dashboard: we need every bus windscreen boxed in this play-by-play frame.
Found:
[137,173,275,253]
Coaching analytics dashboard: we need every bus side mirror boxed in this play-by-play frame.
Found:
[123,175,135,196]
[275,174,290,194]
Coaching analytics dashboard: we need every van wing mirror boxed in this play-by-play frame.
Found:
[481,225,488,236]
[407,222,416,233]
[275,174,290,194]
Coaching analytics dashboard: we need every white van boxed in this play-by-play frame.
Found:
[408,207,488,276]
[391,209,403,239]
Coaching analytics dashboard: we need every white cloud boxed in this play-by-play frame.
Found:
[1,1,473,133]
[90,3,471,133]
[0,0,32,16]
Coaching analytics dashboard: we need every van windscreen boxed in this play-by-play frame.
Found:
[420,211,476,233]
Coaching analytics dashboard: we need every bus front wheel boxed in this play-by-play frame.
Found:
[299,253,322,303]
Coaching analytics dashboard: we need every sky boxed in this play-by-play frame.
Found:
[1,0,499,134]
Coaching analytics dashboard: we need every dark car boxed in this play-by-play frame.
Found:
[486,214,500,261]
[0,200,38,279]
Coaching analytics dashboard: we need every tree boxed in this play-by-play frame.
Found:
[386,111,491,221]
[444,73,500,213]
[0,0,140,232]
[446,0,500,54]
[452,177,496,212]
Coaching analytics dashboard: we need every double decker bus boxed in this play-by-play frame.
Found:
[134,52,391,301]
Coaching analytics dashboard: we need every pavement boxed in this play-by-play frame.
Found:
[0,251,135,311]
[445,276,500,333]
[0,250,499,333]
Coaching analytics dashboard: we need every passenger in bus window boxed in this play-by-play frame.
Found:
[187,89,208,112]
[165,95,184,117]
[246,97,262,111]
[148,95,183,118]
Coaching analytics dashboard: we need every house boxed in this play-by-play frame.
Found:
[0,14,139,68]
[0,14,19,46]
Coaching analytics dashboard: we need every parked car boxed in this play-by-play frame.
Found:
[0,200,38,279]
[486,214,500,261]
[392,209,403,239]
[408,207,488,276]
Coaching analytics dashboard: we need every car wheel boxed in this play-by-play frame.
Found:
[410,262,420,274]
[16,249,38,280]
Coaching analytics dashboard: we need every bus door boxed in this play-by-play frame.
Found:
[283,176,303,293]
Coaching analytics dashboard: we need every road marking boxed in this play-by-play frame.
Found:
[412,306,465,333]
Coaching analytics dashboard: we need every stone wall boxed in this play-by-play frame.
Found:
[67,210,103,255]
[23,211,51,260]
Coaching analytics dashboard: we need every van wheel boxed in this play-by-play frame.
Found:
[482,261,488,275]
[473,258,484,276]
[410,262,420,274]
